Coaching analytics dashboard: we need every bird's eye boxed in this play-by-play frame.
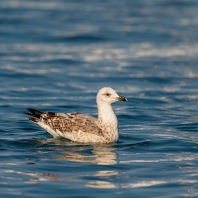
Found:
[105,93,111,97]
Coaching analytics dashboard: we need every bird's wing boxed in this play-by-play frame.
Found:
[33,111,104,137]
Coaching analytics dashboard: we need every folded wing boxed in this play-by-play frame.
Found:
[26,108,103,138]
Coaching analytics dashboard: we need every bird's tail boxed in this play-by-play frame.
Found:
[24,108,44,124]
[24,108,43,118]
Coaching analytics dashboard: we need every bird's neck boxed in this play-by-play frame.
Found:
[97,103,116,121]
[97,102,118,135]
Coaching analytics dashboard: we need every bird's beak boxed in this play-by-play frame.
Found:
[117,96,128,102]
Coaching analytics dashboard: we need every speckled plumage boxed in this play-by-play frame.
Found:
[26,87,127,143]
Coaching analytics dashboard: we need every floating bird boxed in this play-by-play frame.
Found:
[25,87,127,143]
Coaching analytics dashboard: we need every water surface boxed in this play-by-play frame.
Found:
[0,0,198,197]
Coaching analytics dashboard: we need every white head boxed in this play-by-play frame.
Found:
[96,87,127,105]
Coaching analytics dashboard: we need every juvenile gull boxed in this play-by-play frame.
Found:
[25,87,127,143]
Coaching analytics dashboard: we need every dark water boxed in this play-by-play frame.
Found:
[1,0,198,197]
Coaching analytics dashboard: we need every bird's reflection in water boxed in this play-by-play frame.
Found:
[34,137,118,165]
[54,144,118,165]
[19,138,120,187]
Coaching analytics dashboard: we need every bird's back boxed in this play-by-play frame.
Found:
[26,109,108,142]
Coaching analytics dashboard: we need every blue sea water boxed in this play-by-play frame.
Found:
[1,0,198,197]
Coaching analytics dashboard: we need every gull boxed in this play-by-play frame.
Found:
[25,87,127,143]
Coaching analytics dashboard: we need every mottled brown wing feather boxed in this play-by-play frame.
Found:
[41,112,104,137]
